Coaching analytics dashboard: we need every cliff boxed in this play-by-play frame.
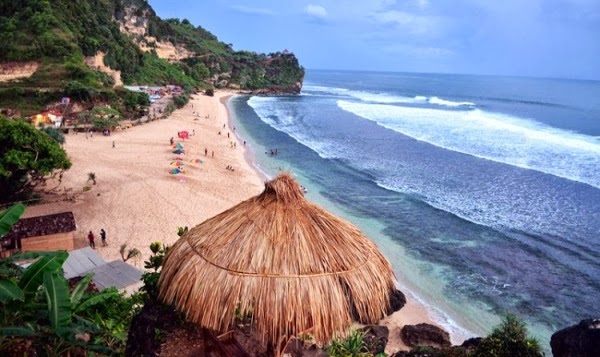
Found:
[0,0,304,115]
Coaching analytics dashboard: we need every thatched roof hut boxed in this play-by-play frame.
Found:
[159,173,395,347]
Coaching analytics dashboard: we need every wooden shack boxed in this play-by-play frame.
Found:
[2,212,76,253]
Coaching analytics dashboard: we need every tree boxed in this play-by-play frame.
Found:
[40,127,65,145]
[0,117,71,204]
[90,107,120,129]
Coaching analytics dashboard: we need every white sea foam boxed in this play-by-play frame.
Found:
[248,96,341,160]
[428,96,475,107]
[337,100,600,189]
[303,85,475,107]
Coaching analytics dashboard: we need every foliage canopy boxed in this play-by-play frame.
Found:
[0,117,71,204]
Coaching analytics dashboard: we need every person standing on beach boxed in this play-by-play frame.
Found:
[88,231,95,249]
[100,229,107,247]
[205,148,208,156]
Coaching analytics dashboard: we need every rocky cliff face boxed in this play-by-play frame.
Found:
[551,319,600,357]
[113,1,304,93]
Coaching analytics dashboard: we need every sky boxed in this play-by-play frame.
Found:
[147,0,600,80]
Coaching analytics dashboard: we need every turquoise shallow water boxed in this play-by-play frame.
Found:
[228,70,600,350]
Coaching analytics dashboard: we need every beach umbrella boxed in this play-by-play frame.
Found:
[171,160,185,167]
[190,159,203,164]
[172,149,184,155]
[159,173,396,350]
[169,168,181,174]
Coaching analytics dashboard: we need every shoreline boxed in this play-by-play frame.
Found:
[225,94,456,352]
[23,90,449,353]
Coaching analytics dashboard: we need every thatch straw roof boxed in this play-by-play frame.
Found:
[158,173,395,346]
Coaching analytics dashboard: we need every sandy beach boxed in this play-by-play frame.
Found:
[23,90,440,352]
[25,91,264,262]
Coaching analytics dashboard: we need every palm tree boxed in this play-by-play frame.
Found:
[120,244,141,262]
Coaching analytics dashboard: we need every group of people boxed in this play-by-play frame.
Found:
[87,228,107,249]
[225,165,235,171]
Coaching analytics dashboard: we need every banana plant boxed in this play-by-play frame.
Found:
[0,252,117,355]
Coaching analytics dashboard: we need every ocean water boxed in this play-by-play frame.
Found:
[228,70,600,348]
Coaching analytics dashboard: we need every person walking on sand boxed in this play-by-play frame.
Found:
[205,148,208,156]
[88,231,95,249]
[100,228,107,247]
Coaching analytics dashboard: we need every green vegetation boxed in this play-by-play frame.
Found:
[0,0,304,118]
[0,117,71,204]
[327,330,370,357]
[0,204,25,237]
[472,314,542,357]
[0,250,143,355]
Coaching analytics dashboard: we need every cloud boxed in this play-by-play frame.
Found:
[371,10,442,36]
[416,0,429,8]
[305,4,328,19]
[230,5,276,16]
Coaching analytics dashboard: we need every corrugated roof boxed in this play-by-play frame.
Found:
[63,247,142,290]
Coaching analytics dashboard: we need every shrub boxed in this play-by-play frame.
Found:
[327,330,370,357]
[472,314,543,357]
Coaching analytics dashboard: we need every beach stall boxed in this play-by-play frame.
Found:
[2,212,76,253]
[159,173,396,352]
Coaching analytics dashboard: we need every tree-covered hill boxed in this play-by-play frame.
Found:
[0,0,304,115]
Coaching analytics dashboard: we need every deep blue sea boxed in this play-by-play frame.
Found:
[228,70,600,348]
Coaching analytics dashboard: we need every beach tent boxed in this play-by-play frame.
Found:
[170,168,182,175]
[159,173,395,350]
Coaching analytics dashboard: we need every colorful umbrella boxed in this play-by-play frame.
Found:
[190,159,203,164]
[170,168,182,175]
[173,149,184,155]
[171,160,185,167]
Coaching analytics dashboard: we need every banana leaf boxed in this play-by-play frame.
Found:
[73,289,120,314]
[0,326,36,337]
[0,203,25,237]
[43,271,71,331]
[0,280,23,302]
[19,251,68,298]
[70,274,92,308]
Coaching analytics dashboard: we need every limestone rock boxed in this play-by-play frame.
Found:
[551,318,600,357]
[400,323,451,349]
[359,325,389,355]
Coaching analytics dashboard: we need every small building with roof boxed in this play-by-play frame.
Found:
[1,212,76,255]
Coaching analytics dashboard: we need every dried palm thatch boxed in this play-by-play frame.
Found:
[159,173,395,348]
